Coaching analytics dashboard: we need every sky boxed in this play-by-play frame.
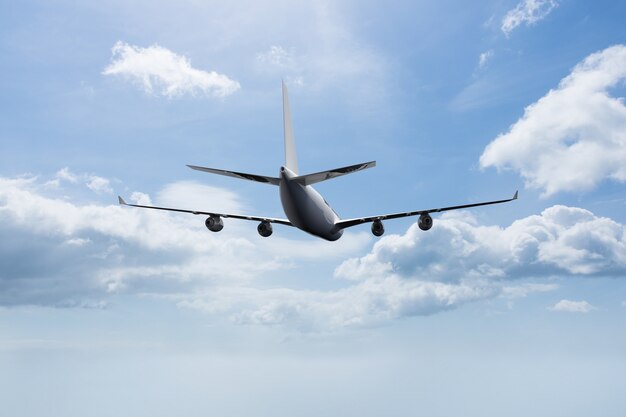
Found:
[1,0,626,416]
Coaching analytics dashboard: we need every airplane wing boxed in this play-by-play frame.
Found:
[187,165,280,185]
[293,161,376,186]
[118,196,293,226]
[335,191,518,230]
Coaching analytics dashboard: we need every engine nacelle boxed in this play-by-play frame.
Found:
[257,221,273,237]
[418,213,433,231]
[205,215,224,232]
[371,219,385,237]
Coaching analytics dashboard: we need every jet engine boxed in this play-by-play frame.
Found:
[205,215,224,232]
[418,213,433,231]
[257,221,273,237]
[371,219,385,237]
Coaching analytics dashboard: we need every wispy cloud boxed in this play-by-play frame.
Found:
[103,41,240,98]
[47,167,113,194]
[502,283,559,298]
[251,2,387,95]
[478,50,494,69]
[257,45,297,69]
[501,0,559,36]
[255,45,304,87]
[182,279,497,331]
[550,299,595,313]
[480,45,626,196]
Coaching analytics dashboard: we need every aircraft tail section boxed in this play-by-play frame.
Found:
[187,165,280,185]
[293,161,376,186]
[282,81,298,174]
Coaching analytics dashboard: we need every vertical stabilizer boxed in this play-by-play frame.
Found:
[282,81,298,174]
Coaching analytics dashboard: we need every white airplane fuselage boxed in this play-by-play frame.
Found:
[279,166,343,241]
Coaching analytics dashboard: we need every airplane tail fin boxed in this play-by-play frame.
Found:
[282,81,298,174]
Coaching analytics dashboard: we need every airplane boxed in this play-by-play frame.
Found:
[118,82,518,241]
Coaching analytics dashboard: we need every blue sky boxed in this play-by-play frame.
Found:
[1,0,626,415]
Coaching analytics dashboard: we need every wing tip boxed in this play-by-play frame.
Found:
[513,190,519,200]
[118,196,127,205]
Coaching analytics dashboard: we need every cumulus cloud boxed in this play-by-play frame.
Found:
[501,0,558,36]
[51,167,113,194]
[480,45,626,196]
[0,173,364,312]
[103,41,240,98]
[550,299,595,313]
[86,176,113,194]
[336,205,626,282]
[204,204,626,329]
[56,167,78,183]
[2,172,623,330]
[0,175,258,305]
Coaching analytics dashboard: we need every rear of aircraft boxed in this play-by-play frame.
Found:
[282,81,299,175]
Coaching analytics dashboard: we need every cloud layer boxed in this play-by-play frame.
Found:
[0,173,364,311]
[103,41,240,98]
[501,0,559,36]
[2,173,625,329]
[480,45,626,196]
[337,206,626,282]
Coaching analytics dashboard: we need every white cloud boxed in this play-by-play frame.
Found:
[550,299,595,313]
[86,176,113,194]
[250,3,387,96]
[480,45,626,196]
[336,205,626,282]
[0,174,268,304]
[103,41,240,98]
[54,167,113,194]
[256,45,305,87]
[256,45,297,69]
[502,283,559,298]
[64,238,91,247]
[56,167,79,183]
[0,173,365,314]
[182,278,497,331]
[478,50,494,69]
[501,0,558,36]
[2,172,623,330]
[211,204,626,329]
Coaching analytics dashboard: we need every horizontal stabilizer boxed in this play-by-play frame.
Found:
[187,165,280,185]
[294,161,376,186]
